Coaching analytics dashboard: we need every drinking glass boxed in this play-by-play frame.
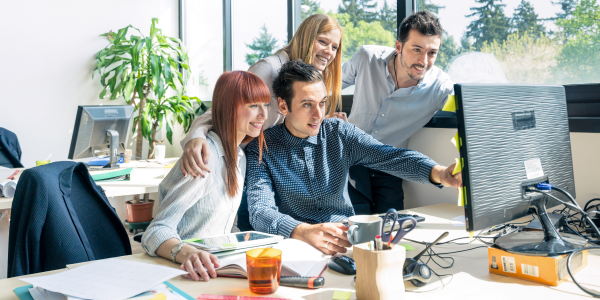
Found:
[246,248,282,294]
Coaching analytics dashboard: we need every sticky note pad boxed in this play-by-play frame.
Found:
[400,244,416,251]
[451,132,461,152]
[332,291,351,300]
[452,158,462,175]
[442,95,456,112]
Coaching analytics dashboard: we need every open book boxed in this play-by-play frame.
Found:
[214,239,329,278]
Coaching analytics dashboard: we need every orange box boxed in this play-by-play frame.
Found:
[488,247,588,286]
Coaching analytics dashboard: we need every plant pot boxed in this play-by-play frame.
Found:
[125,199,155,223]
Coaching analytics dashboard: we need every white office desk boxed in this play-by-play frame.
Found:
[0,159,178,209]
[0,203,597,299]
[0,159,177,279]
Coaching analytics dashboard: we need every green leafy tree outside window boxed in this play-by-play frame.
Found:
[512,0,546,37]
[338,0,379,27]
[301,0,324,21]
[466,0,512,50]
[555,0,600,83]
[245,24,279,66]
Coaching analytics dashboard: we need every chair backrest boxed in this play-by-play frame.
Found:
[0,128,24,168]
[8,162,131,277]
[0,144,13,168]
[68,167,131,259]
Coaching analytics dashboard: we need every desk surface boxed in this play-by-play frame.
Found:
[0,203,597,299]
[0,159,177,210]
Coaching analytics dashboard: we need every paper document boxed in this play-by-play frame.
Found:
[0,180,17,198]
[451,215,466,227]
[0,169,17,180]
[21,258,188,300]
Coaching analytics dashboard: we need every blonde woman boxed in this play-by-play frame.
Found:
[179,14,344,179]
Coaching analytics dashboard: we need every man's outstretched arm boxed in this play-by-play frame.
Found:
[341,121,462,188]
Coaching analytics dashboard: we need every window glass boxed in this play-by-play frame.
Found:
[232,0,288,71]
[302,0,397,94]
[184,0,223,102]
[422,0,600,84]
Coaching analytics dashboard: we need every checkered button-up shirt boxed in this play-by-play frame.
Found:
[245,118,441,238]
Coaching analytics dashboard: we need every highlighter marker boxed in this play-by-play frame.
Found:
[375,235,382,251]
[280,276,325,289]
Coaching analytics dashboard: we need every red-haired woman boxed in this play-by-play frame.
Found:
[141,71,270,282]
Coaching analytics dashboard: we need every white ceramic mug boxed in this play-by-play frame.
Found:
[154,145,166,162]
[347,215,382,245]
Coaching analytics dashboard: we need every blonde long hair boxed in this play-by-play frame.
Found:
[279,14,343,117]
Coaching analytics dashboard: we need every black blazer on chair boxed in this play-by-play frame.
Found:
[7,161,132,277]
[0,127,24,168]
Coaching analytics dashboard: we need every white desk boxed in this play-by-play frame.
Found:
[0,159,177,209]
[0,159,176,279]
[0,203,597,299]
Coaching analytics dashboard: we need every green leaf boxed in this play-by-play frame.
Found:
[132,116,139,134]
[162,56,172,84]
[99,86,108,99]
[166,115,173,144]
[115,26,129,44]
[123,73,135,102]
[150,18,159,40]
[110,79,126,100]
[135,76,146,99]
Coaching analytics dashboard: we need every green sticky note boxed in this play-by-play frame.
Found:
[332,291,351,300]
[442,95,456,112]
[221,243,237,247]
[400,244,415,251]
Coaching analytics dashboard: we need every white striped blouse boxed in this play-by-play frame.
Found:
[141,131,245,256]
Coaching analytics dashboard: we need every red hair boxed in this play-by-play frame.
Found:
[212,71,270,197]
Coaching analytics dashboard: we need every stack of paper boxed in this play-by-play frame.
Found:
[20,258,188,300]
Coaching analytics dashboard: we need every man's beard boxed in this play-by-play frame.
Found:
[400,47,428,81]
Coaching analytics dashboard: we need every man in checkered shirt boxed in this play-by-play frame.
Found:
[245,60,462,254]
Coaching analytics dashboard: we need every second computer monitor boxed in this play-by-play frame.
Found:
[455,84,576,232]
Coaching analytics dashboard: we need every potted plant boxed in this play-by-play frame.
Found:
[93,18,204,222]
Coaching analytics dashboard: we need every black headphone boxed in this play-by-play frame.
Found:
[403,231,449,287]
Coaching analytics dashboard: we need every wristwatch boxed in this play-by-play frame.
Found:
[171,241,185,263]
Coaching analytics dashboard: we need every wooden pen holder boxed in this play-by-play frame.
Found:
[354,243,406,300]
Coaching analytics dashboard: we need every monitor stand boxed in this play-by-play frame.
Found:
[494,195,587,256]
[103,129,120,170]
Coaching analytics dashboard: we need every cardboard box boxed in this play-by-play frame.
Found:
[488,246,588,286]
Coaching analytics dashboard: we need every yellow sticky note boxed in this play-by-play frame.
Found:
[442,95,456,112]
[151,293,167,300]
[451,132,461,152]
[457,186,463,206]
[462,186,467,206]
[452,158,462,175]
[333,291,352,300]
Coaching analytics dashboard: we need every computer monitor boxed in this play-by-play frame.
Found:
[68,105,134,169]
[455,83,587,256]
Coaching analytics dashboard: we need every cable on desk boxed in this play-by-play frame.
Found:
[567,246,600,298]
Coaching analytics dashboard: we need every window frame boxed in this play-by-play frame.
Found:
[179,0,600,132]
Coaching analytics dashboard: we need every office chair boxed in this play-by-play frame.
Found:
[0,128,24,168]
[7,161,132,277]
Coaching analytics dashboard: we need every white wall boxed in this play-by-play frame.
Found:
[404,128,600,210]
[0,0,180,167]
